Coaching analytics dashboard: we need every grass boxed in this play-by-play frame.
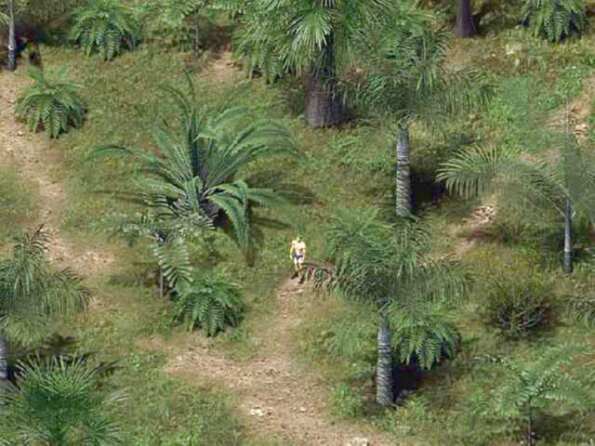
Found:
[1,10,593,444]
[0,167,37,244]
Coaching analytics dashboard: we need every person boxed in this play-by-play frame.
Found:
[289,235,307,279]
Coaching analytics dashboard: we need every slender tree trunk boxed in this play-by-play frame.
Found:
[376,305,394,406]
[0,335,9,381]
[455,0,477,38]
[395,123,412,218]
[304,33,344,128]
[563,198,573,274]
[7,0,17,71]
[527,408,534,446]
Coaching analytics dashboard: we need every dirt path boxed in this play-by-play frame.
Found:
[0,70,114,274]
[160,278,392,446]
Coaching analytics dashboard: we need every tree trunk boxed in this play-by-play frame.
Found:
[0,335,8,381]
[7,0,17,71]
[304,34,344,128]
[455,0,477,38]
[395,123,412,218]
[376,306,394,406]
[563,198,573,274]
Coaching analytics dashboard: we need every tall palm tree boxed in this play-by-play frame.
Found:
[93,79,296,261]
[0,357,123,445]
[232,0,394,128]
[5,0,16,70]
[0,228,90,382]
[455,0,476,37]
[438,99,595,273]
[354,6,486,217]
[307,209,465,406]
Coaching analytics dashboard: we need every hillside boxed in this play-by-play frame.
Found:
[0,1,594,445]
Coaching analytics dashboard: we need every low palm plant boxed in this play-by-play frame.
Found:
[70,0,140,60]
[0,227,90,382]
[93,78,295,261]
[172,270,245,336]
[487,345,593,446]
[16,67,85,138]
[522,0,587,42]
[307,209,465,406]
[0,357,123,445]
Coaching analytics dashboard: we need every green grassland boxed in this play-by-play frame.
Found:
[3,11,595,445]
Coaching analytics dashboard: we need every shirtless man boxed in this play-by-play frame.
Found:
[289,235,307,279]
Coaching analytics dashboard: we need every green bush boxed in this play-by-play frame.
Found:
[330,383,365,419]
[172,270,245,336]
[0,357,123,445]
[16,68,85,138]
[522,0,587,42]
[70,0,140,61]
[483,272,553,338]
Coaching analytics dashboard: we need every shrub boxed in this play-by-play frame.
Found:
[172,271,245,336]
[522,0,587,42]
[483,273,553,338]
[70,0,140,61]
[0,357,123,445]
[16,68,85,138]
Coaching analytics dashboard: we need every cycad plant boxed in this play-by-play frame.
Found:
[16,67,85,138]
[0,357,123,445]
[353,5,486,217]
[438,81,595,273]
[172,270,245,336]
[70,0,139,60]
[488,345,593,446]
[93,79,295,261]
[308,209,465,406]
[522,0,587,42]
[232,0,394,128]
[0,227,90,382]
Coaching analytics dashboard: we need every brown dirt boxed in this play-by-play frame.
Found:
[449,204,496,258]
[200,50,240,84]
[145,278,395,446]
[0,70,114,275]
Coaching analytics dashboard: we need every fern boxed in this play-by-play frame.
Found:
[489,345,592,445]
[522,0,587,42]
[15,67,84,138]
[390,308,460,370]
[70,0,140,60]
[172,270,245,336]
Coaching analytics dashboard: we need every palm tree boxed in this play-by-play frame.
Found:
[438,98,595,273]
[307,209,465,406]
[489,345,592,446]
[455,0,476,37]
[232,0,394,128]
[354,6,485,217]
[0,357,123,445]
[0,228,90,383]
[4,0,16,70]
[93,79,296,262]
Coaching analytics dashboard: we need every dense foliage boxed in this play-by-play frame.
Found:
[70,0,139,60]
[0,358,123,445]
[522,0,587,42]
[16,68,84,138]
[172,270,245,336]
